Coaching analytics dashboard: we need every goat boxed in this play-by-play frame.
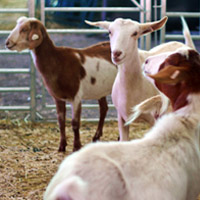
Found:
[126,46,194,124]
[44,47,200,200]
[126,16,196,124]
[85,16,195,141]
[5,16,118,152]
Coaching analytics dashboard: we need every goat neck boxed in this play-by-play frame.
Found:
[30,28,56,74]
[118,44,143,85]
[175,94,200,117]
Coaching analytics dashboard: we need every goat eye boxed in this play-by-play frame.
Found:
[108,30,112,36]
[21,28,28,32]
[132,31,138,37]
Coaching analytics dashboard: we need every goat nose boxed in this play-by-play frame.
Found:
[113,50,122,58]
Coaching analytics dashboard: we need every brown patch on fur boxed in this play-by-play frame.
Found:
[81,41,114,64]
[91,77,96,85]
[80,66,86,79]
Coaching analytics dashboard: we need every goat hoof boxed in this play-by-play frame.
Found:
[58,140,67,152]
[92,136,98,142]
[92,131,102,142]
[73,141,82,152]
[73,145,81,152]
[58,145,66,152]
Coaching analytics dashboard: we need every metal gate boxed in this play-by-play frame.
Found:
[0,0,36,121]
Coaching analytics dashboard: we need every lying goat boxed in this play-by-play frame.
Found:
[5,16,117,151]
[44,47,200,200]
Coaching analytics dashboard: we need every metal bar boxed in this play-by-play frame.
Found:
[145,0,151,50]
[165,34,200,40]
[44,7,141,12]
[0,87,30,92]
[130,0,144,10]
[0,68,30,73]
[140,0,145,49]
[160,0,167,43]
[28,0,35,17]
[154,0,158,46]
[47,29,107,34]
[0,106,30,111]
[0,8,28,13]
[30,56,36,122]
[0,50,29,54]
[45,104,115,109]
[166,12,200,18]
[41,0,45,24]
[0,28,107,36]
[81,118,117,122]
[44,118,117,123]
[0,30,10,35]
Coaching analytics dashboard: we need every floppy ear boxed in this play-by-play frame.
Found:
[28,21,43,49]
[139,16,168,35]
[85,20,111,30]
[148,65,189,84]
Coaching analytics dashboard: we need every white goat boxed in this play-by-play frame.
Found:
[5,16,118,152]
[86,16,195,141]
[44,47,200,200]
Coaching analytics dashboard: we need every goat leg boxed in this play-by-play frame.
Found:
[93,96,108,142]
[55,99,67,152]
[71,101,82,151]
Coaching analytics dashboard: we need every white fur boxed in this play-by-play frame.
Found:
[81,56,117,100]
[44,94,200,200]
[44,47,200,199]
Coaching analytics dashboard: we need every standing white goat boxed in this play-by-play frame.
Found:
[86,17,168,141]
[44,47,200,200]
[85,16,196,141]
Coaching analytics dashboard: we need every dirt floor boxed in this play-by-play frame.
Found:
[0,119,150,200]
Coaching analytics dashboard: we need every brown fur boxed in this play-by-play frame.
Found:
[7,18,116,152]
[152,49,200,111]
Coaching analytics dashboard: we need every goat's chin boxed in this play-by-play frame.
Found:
[6,45,26,52]
[112,57,125,65]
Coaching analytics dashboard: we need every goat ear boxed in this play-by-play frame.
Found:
[140,16,168,35]
[17,16,28,24]
[28,22,43,49]
[148,65,189,84]
[85,20,110,30]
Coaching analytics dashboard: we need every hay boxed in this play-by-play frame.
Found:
[0,119,149,200]
[1,119,200,200]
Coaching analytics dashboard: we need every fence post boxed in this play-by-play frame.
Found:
[160,0,166,43]
[41,0,45,24]
[28,0,35,17]
[140,0,145,49]
[30,57,36,122]
[146,0,152,50]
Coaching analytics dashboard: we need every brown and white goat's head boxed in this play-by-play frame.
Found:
[85,17,168,65]
[144,47,200,111]
[5,16,44,52]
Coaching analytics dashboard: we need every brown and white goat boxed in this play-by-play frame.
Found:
[44,47,200,200]
[5,16,118,151]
